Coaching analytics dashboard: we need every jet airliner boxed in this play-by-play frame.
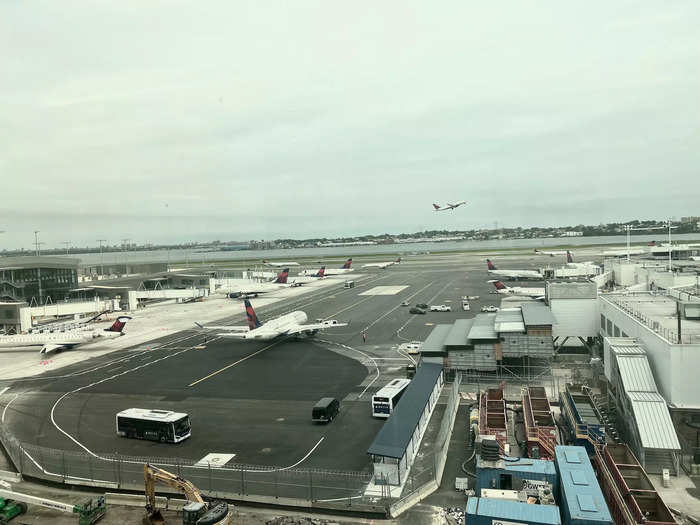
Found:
[196,300,347,341]
[300,258,353,276]
[433,201,466,211]
[486,259,542,280]
[488,280,545,300]
[362,257,401,269]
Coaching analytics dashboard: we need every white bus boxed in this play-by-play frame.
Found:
[372,378,411,418]
[116,408,191,443]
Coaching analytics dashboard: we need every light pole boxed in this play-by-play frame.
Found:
[62,241,71,255]
[623,224,666,263]
[97,239,106,276]
[121,238,131,273]
[33,230,41,256]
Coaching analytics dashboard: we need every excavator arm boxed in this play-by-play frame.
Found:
[144,464,204,522]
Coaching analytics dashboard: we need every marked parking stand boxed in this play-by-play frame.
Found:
[358,286,409,296]
[195,453,236,468]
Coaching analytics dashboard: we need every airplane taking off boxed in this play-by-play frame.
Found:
[196,300,347,341]
[0,316,131,354]
[301,258,353,276]
[486,259,542,280]
[363,257,401,269]
[534,249,568,257]
[433,201,466,212]
[488,280,545,300]
[263,260,300,267]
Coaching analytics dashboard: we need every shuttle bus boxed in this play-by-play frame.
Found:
[116,408,191,443]
[372,378,411,418]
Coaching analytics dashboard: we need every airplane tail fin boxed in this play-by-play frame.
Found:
[566,251,573,263]
[274,268,290,284]
[433,203,440,210]
[244,300,262,330]
[317,266,326,277]
[492,280,507,290]
[342,258,352,269]
[105,316,132,333]
[396,257,401,263]
[486,259,496,270]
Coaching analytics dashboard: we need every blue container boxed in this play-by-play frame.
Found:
[466,497,561,525]
[554,446,613,525]
[476,456,558,496]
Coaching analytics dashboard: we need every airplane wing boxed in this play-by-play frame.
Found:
[40,342,81,354]
[285,321,348,336]
[194,322,249,332]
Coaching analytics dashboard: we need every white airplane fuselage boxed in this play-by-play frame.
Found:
[242,310,308,340]
[487,269,542,280]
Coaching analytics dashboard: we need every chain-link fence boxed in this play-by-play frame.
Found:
[0,422,387,514]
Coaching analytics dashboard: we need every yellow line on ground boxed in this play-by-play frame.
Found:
[188,341,282,387]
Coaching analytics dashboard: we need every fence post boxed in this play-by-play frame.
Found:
[61,450,66,483]
[240,467,245,495]
[208,462,212,492]
[89,453,94,482]
[309,470,313,502]
[116,454,122,487]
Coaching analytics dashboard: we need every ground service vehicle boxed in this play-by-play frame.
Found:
[0,484,105,525]
[372,378,411,418]
[481,305,499,313]
[312,397,339,423]
[116,409,191,443]
[429,305,451,312]
[415,303,428,309]
[409,307,426,315]
[144,464,231,525]
[462,298,470,311]
[400,300,410,306]
[343,280,354,288]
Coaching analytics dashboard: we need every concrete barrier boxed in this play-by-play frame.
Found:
[0,470,21,483]
[388,479,438,518]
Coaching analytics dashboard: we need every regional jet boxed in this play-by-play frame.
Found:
[486,259,542,280]
[488,280,545,300]
[362,257,401,269]
[533,249,568,257]
[301,258,353,276]
[222,268,302,298]
[195,300,347,341]
[263,260,300,267]
[0,316,131,354]
[432,201,466,212]
[565,251,596,267]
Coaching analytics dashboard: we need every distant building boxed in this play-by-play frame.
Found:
[561,231,583,237]
[0,256,79,305]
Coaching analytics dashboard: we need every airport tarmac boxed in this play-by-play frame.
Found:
[0,252,556,476]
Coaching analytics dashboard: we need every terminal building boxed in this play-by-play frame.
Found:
[0,256,80,304]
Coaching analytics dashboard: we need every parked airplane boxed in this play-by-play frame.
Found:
[0,316,131,354]
[486,259,542,280]
[195,300,347,341]
[301,258,353,276]
[263,260,300,267]
[362,257,401,269]
[432,201,466,212]
[488,280,545,300]
[534,249,568,257]
[224,268,302,299]
[566,251,596,267]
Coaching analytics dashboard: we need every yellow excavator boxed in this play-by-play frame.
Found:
[143,464,232,525]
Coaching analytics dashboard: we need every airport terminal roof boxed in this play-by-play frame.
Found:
[443,319,473,347]
[627,392,681,450]
[367,363,443,459]
[617,355,658,392]
[521,302,556,326]
[0,256,80,270]
[494,308,524,333]
[468,314,498,340]
[607,338,646,355]
[420,324,451,355]
[547,281,597,299]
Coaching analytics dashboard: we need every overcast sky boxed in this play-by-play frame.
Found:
[2,1,699,250]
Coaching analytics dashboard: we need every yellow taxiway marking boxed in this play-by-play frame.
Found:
[188,341,282,387]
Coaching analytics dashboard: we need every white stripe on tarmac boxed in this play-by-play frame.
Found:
[188,340,283,387]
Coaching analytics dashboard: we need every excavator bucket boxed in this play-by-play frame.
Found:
[143,509,165,525]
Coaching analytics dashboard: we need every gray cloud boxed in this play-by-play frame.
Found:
[2,1,699,249]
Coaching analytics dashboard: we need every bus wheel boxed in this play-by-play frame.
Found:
[160,435,166,443]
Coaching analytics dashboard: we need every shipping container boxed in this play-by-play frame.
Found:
[465,497,561,525]
[476,455,558,496]
[554,446,613,525]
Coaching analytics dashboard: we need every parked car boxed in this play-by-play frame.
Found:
[415,303,428,309]
[403,341,422,355]
[409,307,426,315]
[467,295,480,300]
[400,300,410,306]
[429,305,452,312]
[481,305,499,313]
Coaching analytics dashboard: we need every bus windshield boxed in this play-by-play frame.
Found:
[173,416,191,437]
